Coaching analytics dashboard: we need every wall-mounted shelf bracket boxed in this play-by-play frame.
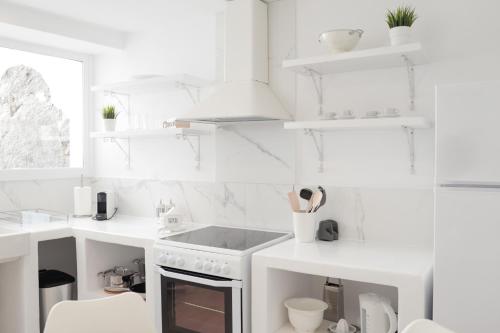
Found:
[103,91,130,109]
[176,82,201,104]
[103,138,131,169]
[306,68,324,116]
[177,134,201,170]
[304,129,324,173]
[402,55,416,111]
[403,126,416,175]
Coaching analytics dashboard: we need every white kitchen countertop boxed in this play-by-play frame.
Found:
[252,239,433,333]
[10,214,173,333]
[10,214,162,244]
[70,215,160,243]
[253,238,433,284]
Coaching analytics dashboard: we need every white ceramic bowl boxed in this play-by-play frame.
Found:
[318,29,363,54]
[284,298,328,333]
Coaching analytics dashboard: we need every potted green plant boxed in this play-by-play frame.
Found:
[102,105,118,131]
[386,5,418,46]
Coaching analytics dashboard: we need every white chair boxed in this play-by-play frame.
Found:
[43,292,155,333]
[402,319,457,333]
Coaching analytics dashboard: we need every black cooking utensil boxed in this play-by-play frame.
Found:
[299,188,313,201]
[314,186,327,212]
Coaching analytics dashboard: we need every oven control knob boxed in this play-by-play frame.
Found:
[168,255,177,266]
[203,261,213,272]
[159,253,168,265]
[176,257,185,267]
[195,259,203,270]
[221,263,230,275]
[213,264,221,274]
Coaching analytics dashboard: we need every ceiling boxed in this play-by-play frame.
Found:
[2,0,226,31]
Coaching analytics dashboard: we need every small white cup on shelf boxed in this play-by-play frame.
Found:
[293,211,318,243]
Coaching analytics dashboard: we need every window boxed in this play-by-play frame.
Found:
[0,44,86,177]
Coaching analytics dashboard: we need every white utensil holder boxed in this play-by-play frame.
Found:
[293,211,318,243]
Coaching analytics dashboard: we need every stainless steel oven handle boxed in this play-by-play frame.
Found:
[156,266,243,289]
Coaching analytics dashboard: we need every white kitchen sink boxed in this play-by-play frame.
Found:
[0,224,29,263]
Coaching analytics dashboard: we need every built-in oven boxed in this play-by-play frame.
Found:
[156,266,243,333]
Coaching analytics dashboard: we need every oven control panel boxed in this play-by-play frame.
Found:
[154,247,243,280]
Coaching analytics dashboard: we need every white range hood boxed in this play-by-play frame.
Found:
[180,0,291,123]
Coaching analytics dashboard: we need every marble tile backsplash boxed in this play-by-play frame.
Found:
[0,178,80,213]
[0,177,432,248]
[91,178,433,248]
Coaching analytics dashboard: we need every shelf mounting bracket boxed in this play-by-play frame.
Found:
[403,126,416,175]
[402,55,416,111]
[104,138,131,169]
[177,134,201,170]
[305,68,324,116]
[176,82,201,104]
[304,129,324,173]
[103,91,130,111]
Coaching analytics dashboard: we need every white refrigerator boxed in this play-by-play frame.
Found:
[434,80,500,332]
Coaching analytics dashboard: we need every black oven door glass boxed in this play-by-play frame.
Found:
[161,267,236,333]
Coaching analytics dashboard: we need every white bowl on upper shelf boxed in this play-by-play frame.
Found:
[319,29,364,54]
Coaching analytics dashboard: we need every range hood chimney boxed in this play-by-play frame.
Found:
[180,0,291,123]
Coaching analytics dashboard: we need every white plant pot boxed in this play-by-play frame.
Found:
[103,119,116,132]
[389,26,412,46]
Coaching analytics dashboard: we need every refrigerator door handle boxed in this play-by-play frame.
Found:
[439,184,500,189]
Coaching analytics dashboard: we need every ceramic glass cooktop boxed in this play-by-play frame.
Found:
[161,226,288,251]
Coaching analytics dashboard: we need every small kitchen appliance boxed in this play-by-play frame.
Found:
[154,225,292,333]
[359,293,397,333]
[95,191,115,221]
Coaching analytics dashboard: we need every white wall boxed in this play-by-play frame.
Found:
[88,0,500,249]
[92,13,217,182]
[2,0,498,249]
[283,0,500,188]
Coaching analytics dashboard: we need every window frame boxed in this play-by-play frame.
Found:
[0,37,92,181]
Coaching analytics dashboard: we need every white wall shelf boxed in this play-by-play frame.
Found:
[91,74,210,102]
[284,116,431,130]
[282,43,425,75]
[90,128,208,139]
[91,74,212,169]
[90,128,210,170]
[283,43,426,114]
[284,116,432,174]
[275,320,333,333]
